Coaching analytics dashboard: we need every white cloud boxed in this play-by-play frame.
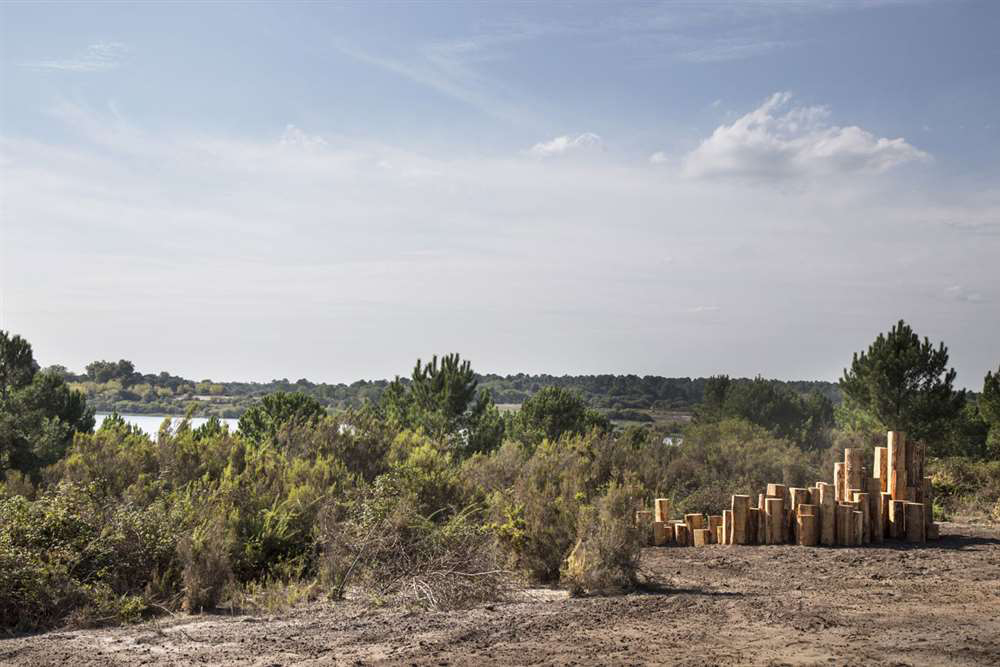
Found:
[529,133,602,158]
[279,125,329,150]
[683,92,930,180]
[688,305,721,313]
[649,151,669,164]
[945,285,986,304]
[21,41,128,72]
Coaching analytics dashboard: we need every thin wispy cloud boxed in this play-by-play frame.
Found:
[945,285,987,304]
[677,38,792,64]
[21,41,127,72]
[529,133,602,158]
[684,92,930,180]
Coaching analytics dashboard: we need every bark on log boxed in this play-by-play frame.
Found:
[853,510,864,547]
[835,504,851,546]
[880,492,892,539]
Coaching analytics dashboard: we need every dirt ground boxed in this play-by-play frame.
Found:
[3,522,999,666]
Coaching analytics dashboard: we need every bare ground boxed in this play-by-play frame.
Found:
[3,522,999,666]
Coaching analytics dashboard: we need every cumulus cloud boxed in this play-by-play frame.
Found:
[21,41,127,72]
[529,133,602,158]
[683,92,930,180]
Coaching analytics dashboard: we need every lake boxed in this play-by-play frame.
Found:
[95,412,240,439]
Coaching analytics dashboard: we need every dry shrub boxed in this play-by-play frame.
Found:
[562,478,644,595]
[320,497,514,610]
[178,517,232,612]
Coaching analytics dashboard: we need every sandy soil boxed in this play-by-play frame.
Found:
[3,522,999,666]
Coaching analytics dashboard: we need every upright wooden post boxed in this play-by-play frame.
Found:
[880,492,892,538]
[674,522,689,547]
[834,463,846,502]
[692,528,711,547]
[904,503,926,543]
[653,521,670,546]
[684,513,704,543]
[887,431,908,501]
[844,449,863,501]
[789,488,809,543]
[764,497,784,545]
[835,504,851,546]
[853,510,864,546]
[817,482,836,546]
[852,492,871,545]
[721,511,731,545]
[757,493,767,543]
[889,500,906,539]
[874,447,888,493]
[731,495,750,545]
[866,480,884,543]
[747,507,760,545]
[708,515,723,544]
[797,504,818,546]
[922,476,934,534]
[654,498,671,524]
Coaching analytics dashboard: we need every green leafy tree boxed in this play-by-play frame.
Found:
[0,331,94,476]
[512,386,609,447]
[237,391,325,445]
[380,354,504,456]
[981,365,1000,457]
[840,320,965,445]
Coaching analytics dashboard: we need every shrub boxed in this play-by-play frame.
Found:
[562,477,645,595]
[178,516,232,612]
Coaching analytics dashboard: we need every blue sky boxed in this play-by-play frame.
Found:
[1,1,998,385]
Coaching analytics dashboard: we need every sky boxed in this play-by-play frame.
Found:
[1,1,998,386]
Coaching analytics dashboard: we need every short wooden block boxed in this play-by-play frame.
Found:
[708,515,723,544]
[652,521,670,546]
[764,497,784,545]
[889,500,906,539]
[674,522,689,547]
[692,528,712,547]
[905,502,926,543]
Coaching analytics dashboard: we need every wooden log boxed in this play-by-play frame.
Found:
[835,504,851,546]
[788,488,809,543]
[747,507,760,545]
[797,505,818,546]
[906,442,925,498]
[709,515,723,545]
[865,478,883,542]
[922,476,934,532]
[692,528,712,547]
[684,513,704,545]
[852,492,871,545]
[654,498,671,523]
[853,511,864,547]
[874,446,888,493]
[880,492,892,538]
[674,522,689,546]
[731,495,750,545]
[834,462,846,502]
[817,482,836,546]
[889,500,906,539]
[927,523,940,540]
[757,493,767,543]
[652,521,670,546]
[905,503,926,543]
[867,483,884,544]
[887,431,908,501]
[844,448,863,502]
[716,525,724,544]
[764,497,784,545]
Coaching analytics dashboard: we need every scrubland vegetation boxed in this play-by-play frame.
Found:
[2,321,999,634]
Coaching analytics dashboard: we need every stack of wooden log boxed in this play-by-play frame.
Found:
[637,431,939,548]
